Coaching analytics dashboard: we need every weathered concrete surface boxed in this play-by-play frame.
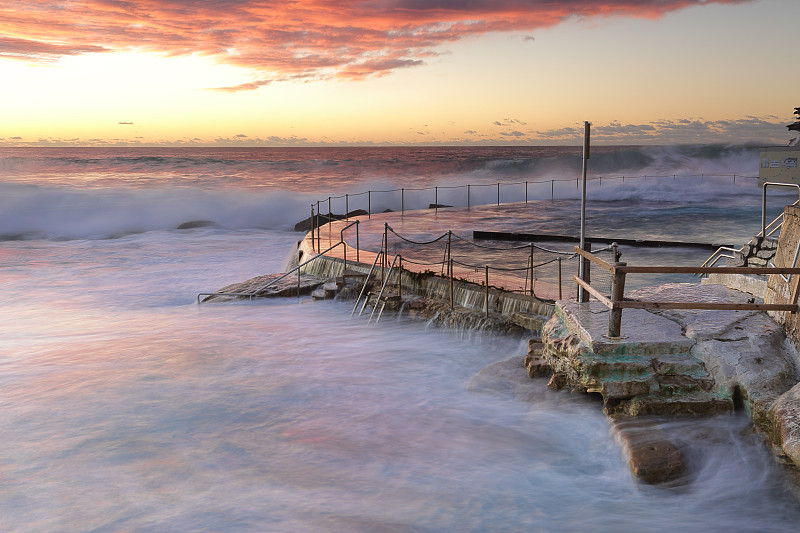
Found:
[541,291,731,417]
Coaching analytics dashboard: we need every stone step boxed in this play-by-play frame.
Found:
[323,282,339,298]
[612,391,733,417]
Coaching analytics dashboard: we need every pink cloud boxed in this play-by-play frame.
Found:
[0,1,751,84]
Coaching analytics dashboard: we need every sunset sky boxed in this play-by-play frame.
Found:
[1,0,798,146]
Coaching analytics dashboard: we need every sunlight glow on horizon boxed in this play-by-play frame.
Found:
[1,0,798,147]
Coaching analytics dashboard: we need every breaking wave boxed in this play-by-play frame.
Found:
[0,143,776,240]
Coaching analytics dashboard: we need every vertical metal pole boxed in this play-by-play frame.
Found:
[401,188,405,216]
[355,221,360,263]
[345,194,349,220]
[578,121,591,303]
[310,205,315,252]
[467,184,471,209]
[383,223,388,284]
[525,181,528,204]
[398,256,402,299]
[558,256,563,300]
[447,231,452,266]
[449,258,454,309]
[529,244,534,296]
[297,266,301,298]
[328,196,332,220]
[551,180,554,202]
[368,191,371,218]
[435,187,438,212]
[316,201,321,251]
[484,266,489,318]
[608,262,627,338]
[497,183,500,205]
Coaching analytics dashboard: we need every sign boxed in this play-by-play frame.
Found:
[783,158,798,168]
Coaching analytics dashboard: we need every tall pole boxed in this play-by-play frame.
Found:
[578,121,591,303]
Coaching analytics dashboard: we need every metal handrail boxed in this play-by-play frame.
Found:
[369,254,401,324]
[351,249,386,317]
[698,188,800,273]
[762,183,800,237]
[197,240,346,303]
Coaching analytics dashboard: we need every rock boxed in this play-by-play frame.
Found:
[177,220,217,229]
[293,210,368,232]
[613,419,686,484]
[770,383,800,469]
[428,203,452,209]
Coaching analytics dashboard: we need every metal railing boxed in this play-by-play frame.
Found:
[700,183,800,271]
[574,246,800,338]
[312,173,757,220]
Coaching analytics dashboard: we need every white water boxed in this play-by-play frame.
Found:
[2,228,799,532]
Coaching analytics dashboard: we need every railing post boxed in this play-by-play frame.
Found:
[368,190,371,219]
[485,265,489,318]
[401,188,405,216]
[608,262,627,338]
[558,256,563,300]
[449,258,454,309]
[551,180,554,202]
[297,265,301,298]
[310,204,315,252]
[328,196,332,220]
[467,184,471,209]
[316,200,321,251]
[345,194,349,220]
[578,242,591,303]
[497,182,500,205]
[355,220,360,263]
[435,186,438,212]
[383,223,388,285]
[398,256,402,299]
[525,181,528,204]
[529,244,534,296]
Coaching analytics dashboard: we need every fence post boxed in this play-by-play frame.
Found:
[398,256,402,299]
[449,258,454,309]
[383,223,388,285]
[316,200,320,250]
[558,256,563,300]
[608,262,627,338]
[485,265,489,318]
[529,244,534,296]
[578,242,591,303]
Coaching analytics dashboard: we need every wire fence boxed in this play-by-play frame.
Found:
[311,173,759,220]
[350,223,617,302]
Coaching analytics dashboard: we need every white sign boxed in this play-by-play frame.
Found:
[770,160,782,168]
[783,158,798,168]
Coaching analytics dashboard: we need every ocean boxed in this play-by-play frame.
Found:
[2,145,800,532]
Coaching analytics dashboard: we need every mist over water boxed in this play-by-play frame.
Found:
[0,144,776,241]
[2,145,799,531]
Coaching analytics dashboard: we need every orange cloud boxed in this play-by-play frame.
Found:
[0,1,751,85]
